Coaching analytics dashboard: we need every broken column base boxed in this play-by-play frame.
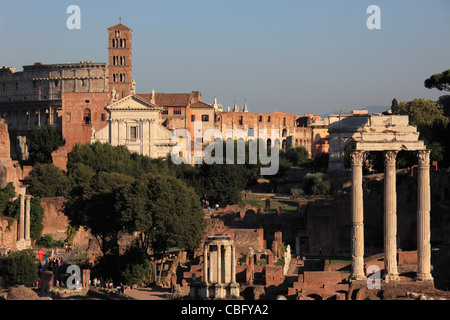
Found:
[15,239,32,250]
[190,282,240,300]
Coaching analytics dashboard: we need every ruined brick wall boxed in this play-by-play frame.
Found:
[265,265,284,286]
[40,197,69,241]
[0,119,22,192]
[51,146,68,172]
[0,217,17,250]
[234,228,264,256]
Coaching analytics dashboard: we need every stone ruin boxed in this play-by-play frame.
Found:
[328,114,434,283]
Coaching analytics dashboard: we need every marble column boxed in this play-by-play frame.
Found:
[25,195,31,242]
[350,151,366,280]
[416,150,434,282]
[209,245,215,283]
[217,245,222,284]
[383,151,399,281]
[203,244,208,284]
[18,191,25,241]
[231,245,236,283]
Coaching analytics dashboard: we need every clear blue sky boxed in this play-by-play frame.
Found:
[1,0,449,116]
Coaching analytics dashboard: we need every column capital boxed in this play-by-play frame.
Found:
[383,150,398,166]
[417,149,431,167]
[350,150,365,166]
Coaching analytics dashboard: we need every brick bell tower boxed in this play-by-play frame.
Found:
[108,21,133,100]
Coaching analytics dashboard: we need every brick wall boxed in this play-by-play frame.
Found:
[61,92,109,152]
[0,217,17,250]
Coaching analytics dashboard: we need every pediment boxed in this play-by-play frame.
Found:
[106,94,163,111]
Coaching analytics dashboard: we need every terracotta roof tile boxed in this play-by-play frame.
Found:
[190,101,214,109]
[107,23,133,31]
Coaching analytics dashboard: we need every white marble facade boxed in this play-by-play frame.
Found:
[91,94,176,159]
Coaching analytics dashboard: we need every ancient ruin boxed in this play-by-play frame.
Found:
[327,114,433,283]
[189,235,240,299]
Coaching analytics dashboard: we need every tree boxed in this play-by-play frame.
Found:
[67,141,172,178]
[280,146,309,167]
[392,98,449,165]
[303,173,331,195]
[391,98,399,110]
[117,174,206,284]
[391,99,448,127]
[424,69,450,92]
[5,250,38,286]
[425,69,450,117]
[312,152,329,171]
[27,125,64,165]
[24,163,71,198]
[64,171,135,259]
[0,183,16,216]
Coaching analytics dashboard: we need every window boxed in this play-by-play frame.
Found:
[283,117,286,126]
[54,80,59,87]
[32,81,36,88]
[81,79,87,86]
[238,116,243,125]
[201,114,209,122]
[120,74,125,82]
[66,113,72,122]
[191,115,196,122]
[121,39,126,48]
[173,108,182,115]
[162,109,168,115]
[268,116,271,122]
[258,115,262,122]
[15,82,18,90]
[101,113,107,121]
[130,126,137,140]
[83,108,91,125]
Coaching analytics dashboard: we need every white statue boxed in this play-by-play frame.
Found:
[111,88,118,102]
[131,79,136,94]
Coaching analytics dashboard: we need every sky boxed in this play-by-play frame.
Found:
[0,0,449,116]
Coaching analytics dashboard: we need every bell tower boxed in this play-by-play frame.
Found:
[107,21,133,100]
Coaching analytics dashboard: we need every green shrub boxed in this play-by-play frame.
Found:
[37,234,64,248]
[302,173,331,195]
[121,260,151,285]
[5,250,38,286]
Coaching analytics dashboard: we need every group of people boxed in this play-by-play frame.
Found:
[201,195,220,214]
[35,251,65,288]
[64,243,73,253]
[37,256,63,273]
[92,277,124,295]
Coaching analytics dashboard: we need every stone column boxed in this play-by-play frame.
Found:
[217,245,222,284]
[223,245,231,283]
[383,151,399,281]
[25,195,31,242]
[209,246,215,283]
[416,150,433,282]
[18,188,25,241]
[350,151,366,281]
[231,245,236,283]
[203,244,208,284]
